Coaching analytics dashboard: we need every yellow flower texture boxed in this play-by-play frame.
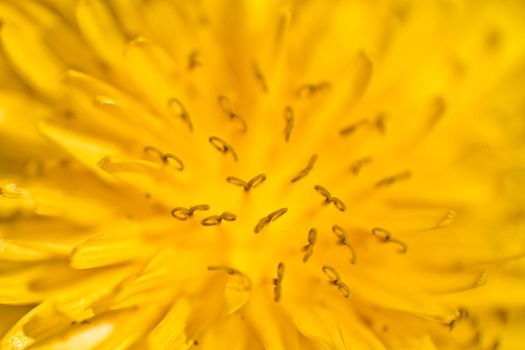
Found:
[1,0,525,349]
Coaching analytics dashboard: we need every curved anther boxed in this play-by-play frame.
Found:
[226,176,248,189]
[314,185,332,202]
[302,228,317,263]
[144,146,185,170]
[322,265,351,298]
[217,95,247,132]
[162,153,185,171]
[375,171,411,188]
[332,225,357,264]
[371,227,408,254]
[220,211,237,222]
[227,174,267,191]
[291,154,318,183]
[331,197,347,212]
[339,119,368,137]
[247,173,267,190]
[252,62,268,93]
[188,204,211,215]
[171,207,191,220]
[284,106,294,142]
[371,227,392,241]
[314,185,346,211]
[201,215,222,226]
[254,208,288,233]
[350,157,372,175]
[296,81,331,98]
[273,262,285,302]
[167,98,193,132]
[171,204,210,220]
[322,265,341,283]
[144,146,164,160]
[209,136,239,162]
[201,211,237,226]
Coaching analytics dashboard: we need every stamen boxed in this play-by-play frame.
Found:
[302,228,317,263]
[201,212,237,226]
[314,185,346,212]
[167,98,193,132]
[375,112,386,134]
[217,95,247,132]
[171,207,191,220]
[162,153,185,171]
[254,208,288,233]
[226,174,267,191]
[332,225,357,264]
[188,50,202,70]
[284,106,294,142]
[322,265,351,298]
[201,215,221,226]
[371,227,408,254]
[273,262,285,302]
[209,136,239,162]
[144,146,164,160]
[171,204,210,220]
[350,157,372,175]
[339,119,368,137]
[144,146,185,170]
[296,81,331,98]
[291,155,317,183]
[375,171,411,188]
[247,173,267,189]
[252,62,268,93]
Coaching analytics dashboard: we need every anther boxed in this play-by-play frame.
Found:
[296,81,331,98]
[220,211,237,221]
[375,171,411,188]
[162,153,185,171]
[332,225,356,264]
[371,227,392,241]
[375,112,386,134]
[339,119,368,137]
[322,265,340,283]
[273,262,285,302]
[144,146,164,160]
[171,207,191,220]
[291,154,318,183]
[247,173,266,190]
[188,50,202,70]
[302,228,317,263]
[209,136,239,162]
[314,185,346,212]
[167,98,193,132]
[171,204,210,220]
[226,176,248,189]
[144,146,184,170]
[201,215,222,226]
[314,185,332,202]
[217,95,247,132]
[201,211,237,226]
[188,204,210,215]
[254,208,288,233]
[371,227,408,254]
[252,62,268,93]
[284,106,294,142]
[227,174,267,191]
[350,157,372,175]
[322,265,351,298]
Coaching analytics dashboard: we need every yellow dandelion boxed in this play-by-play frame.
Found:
[1,0,525,349]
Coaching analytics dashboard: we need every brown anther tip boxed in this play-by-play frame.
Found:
[171,207,190,220]
[162,153,184,171]
[220,211,237,221]
[201,215,221,226]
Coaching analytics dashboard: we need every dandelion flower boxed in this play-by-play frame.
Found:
[1,0,525,349]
